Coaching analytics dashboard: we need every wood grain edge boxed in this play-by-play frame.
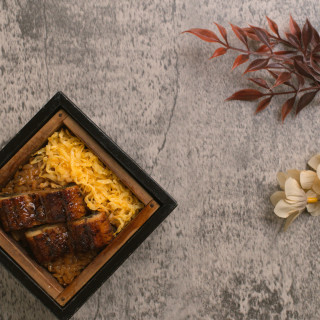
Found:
[62,116,152,205]
[56,199,160,306]
[0,229,64,298]
[0,110,68,188]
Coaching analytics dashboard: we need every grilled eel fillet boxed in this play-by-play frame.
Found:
[25,224,72,264]
[0,186,86,232]
[25,211,114,264]
[68,211,114,252]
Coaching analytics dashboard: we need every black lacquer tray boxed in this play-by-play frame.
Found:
[0,92,177,320]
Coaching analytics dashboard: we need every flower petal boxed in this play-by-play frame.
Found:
[283,211,301,231]
[308,154,320,171]
[285,178,306,208]
[270,191,286,207]
[317,165,320,179]
[312,176,320,194]
[307,202,320,216]
[274,199,299,218]
[277,172,287,190]
[287,169,300,184]
[300,170,317,190]
[306,189,317,198]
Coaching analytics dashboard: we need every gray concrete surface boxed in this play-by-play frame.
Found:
[1,0,320,319]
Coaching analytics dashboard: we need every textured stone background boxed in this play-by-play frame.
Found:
[1,0,320,319]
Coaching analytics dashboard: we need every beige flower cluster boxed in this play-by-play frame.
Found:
[271,155,320,230]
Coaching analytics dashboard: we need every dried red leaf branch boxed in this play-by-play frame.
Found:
[183,16,320,122]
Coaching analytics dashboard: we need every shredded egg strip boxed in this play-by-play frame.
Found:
[31,129,143,233]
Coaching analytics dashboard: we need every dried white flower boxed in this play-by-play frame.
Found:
[276,169,300,190]
[308,154,320,171]
[270,157,320,229]
[300,170,317,190]
[272,178,307,218]
[306,190,320,216]
[307,155,320,194]
[271,176,319,230]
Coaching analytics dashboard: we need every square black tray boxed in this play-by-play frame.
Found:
[0,92,177,320]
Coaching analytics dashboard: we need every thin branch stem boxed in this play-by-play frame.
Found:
[226,45,299,61]
[264,86,320,96]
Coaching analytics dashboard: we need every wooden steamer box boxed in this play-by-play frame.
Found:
[0,92,177,320]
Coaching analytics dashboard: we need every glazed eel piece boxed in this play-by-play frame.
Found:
[25,211,114,264]
[25,223,72,264]
[0,186,86,232]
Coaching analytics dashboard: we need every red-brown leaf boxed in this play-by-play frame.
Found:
[268,70,279,79]
[285,32,301,48]
[310,54,320,63]
[226,89,264,101]
[313,44,320,53]
[214,22,228,43]
[309,69,320,82]
[256,45,270,53]
[313,55,320,63]
[244,58,269,73]
[310,54,320,74]
[266,16,279,36]
[296,91,318,115]
[272,72,292,88]
[294,55,304,62]
[294,59,313,78]
[249,25,271,49]
[232,54,249,70]
[249,78,269,89]
[243,27,260,41]
[281,96,296,122]
[289,16,301,39]
[274,50,297,55]
[209,47,228,59]
[230,24,248,47]
[183,28,221,43]
[283,59,294,66]
[266,63,284,69]
[302,19,313,50]
[296,74,305,88]
[312,27,320,46]
[255,96,272,114]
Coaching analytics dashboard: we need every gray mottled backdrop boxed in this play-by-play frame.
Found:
[1,0,320,319]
